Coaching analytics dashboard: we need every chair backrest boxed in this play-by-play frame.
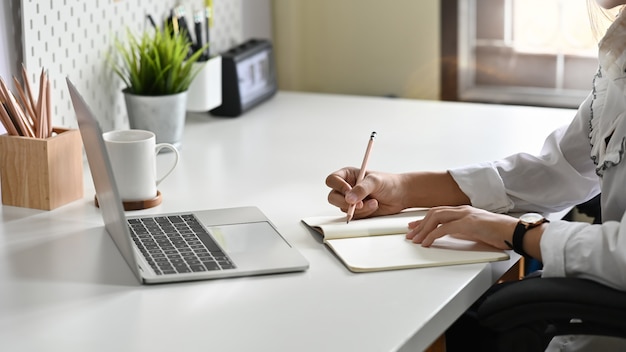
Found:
[478,277,626,350]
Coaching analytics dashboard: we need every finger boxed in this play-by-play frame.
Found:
[409,206,469,243]
[325,173,353,196]
[351,198,379,220]
[328,190,351,210]
[408,220,420,229]
[406,220,423,239]
[347,173,379,203]
[326,168,358,190]
[418,223,456,247]
[417,208,480,246]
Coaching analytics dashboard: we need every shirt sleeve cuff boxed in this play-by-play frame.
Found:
[539,220,570,277]
[449,162,514,213]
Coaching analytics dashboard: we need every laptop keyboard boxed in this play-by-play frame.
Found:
[128,214,236,275]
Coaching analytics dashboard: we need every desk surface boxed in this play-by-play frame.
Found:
[0,92,575,352]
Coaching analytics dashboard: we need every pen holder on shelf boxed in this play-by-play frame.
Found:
[0,128,84,210]
[186,55,222,112]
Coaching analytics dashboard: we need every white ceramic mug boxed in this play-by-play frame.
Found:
[103,129,179,201]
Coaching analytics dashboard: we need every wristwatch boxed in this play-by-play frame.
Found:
[505,213,549,258]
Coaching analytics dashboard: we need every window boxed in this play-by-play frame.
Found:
[455,0,600,108]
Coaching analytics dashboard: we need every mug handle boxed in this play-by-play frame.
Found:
[154,143,180,186]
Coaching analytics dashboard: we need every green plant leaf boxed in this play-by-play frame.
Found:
[109,24,209,96]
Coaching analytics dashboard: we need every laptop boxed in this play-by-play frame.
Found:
[66,78,309,284]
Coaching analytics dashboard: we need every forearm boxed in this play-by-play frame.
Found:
[401,171,471,208]
[522,223,546,261]
[541,219,626,290]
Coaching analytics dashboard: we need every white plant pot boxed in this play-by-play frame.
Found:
[186,56,222,112]
[124,90,188,149]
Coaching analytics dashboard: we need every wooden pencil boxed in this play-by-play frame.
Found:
[21,64,37,112]
[36,69,47,138]
[346,131,377,223]
[0,77,34,137]
[45,71,52,138]
[0,82,15,135]
[0,102,19,136]
[13,76,38,133]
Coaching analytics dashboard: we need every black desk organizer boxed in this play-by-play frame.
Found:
[210,39,278,117]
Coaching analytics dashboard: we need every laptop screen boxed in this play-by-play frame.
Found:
[66,78,142,281]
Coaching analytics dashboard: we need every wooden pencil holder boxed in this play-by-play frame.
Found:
[0,128,84,210]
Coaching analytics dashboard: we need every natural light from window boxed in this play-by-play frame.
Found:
[458,0,604,108]
[512,0,597,57]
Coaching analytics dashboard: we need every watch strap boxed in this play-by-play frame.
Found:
[512,221,532,257]
[505,218,549,258]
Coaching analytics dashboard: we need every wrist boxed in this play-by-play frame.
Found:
[505,213,548,259]
[399,172,419,209]
[522,224,546,261]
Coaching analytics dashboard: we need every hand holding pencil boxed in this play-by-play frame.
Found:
[0,65,53,138]
[327,142,417,221]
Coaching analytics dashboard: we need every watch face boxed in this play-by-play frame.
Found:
[520,212,544,224]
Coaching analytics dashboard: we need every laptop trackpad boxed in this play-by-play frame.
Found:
[207,222,291,254]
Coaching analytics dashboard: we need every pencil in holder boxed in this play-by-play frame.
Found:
[0,128,84,210]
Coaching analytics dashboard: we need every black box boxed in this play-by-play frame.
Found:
[210,39,278,117]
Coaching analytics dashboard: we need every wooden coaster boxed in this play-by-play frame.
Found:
[95,190,162,211]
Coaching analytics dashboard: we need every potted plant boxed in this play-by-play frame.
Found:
[110,26,207,148]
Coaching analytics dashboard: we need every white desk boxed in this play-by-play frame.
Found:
[0,92,575,352]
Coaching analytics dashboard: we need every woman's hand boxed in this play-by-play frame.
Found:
[326,168,472,220]
[325,167,408,219]
[406,205,518,249]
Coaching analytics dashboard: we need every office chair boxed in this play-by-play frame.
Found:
[477,275,626,351]
[477,194,626,351]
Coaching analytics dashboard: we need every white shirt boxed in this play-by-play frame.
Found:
[448,8,626,351]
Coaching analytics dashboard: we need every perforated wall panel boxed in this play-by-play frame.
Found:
[21,0,242,131]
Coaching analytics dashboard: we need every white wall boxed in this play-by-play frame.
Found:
[0,0,21,85]
[0,0,20,134]
[0,1,15,83]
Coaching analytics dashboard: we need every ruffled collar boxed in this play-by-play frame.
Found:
[590,9,626,176]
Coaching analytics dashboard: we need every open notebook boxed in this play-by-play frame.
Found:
[302,209,509,273]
